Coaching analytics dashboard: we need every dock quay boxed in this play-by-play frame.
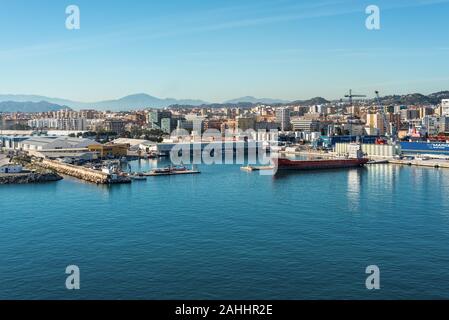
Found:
[388,159,449,169]
[367,160,389,165]
[35,159,131,184]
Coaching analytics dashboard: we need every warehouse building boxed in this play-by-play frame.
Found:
[19,137,99,151]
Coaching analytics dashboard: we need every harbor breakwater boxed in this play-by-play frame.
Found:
[35,159,130,184]
[0,171,62,184]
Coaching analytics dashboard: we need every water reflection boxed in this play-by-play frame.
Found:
[347,169,362,213]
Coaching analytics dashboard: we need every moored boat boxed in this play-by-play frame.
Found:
[145,165,200,176]
[129,172,147,180]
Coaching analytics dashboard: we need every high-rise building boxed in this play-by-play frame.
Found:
[236,116,256,131]
[148,110,172,130]
[400,109,419,121]
[441,100,449,116]
[422,116,441,136]
[366,112,386,135]
[440,116,449,133]
[275,108,291,131]
[104,119,126,134]
[290,118,320,132]
[419,107,434,119]
[160,117,177,134]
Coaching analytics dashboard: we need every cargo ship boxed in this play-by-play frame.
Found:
[400,141,449,154]
[276,143,369,171]
[276,157,369,170]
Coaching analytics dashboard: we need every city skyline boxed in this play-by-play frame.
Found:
[1,0,449,102]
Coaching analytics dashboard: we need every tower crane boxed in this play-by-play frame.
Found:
[345,89,367,106]
[344,89,366,138]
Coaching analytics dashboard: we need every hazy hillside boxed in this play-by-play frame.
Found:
[0,93,208,111]
[291,97,330,106]
[1,90,448,112]
[0,101,68,113]
[225,96,290,104]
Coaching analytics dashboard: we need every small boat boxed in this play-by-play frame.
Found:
[145,165,200,176]
[151,167,171,174]
[129,173,147,180]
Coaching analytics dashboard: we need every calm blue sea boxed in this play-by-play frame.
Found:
[1,160,449,300]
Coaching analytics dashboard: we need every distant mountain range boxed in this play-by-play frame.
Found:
[224,96,290,104]
[0,101,69,113]
[0,93,208,112]
[0,91,448,112]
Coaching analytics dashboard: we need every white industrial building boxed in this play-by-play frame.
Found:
[18,137,99,151]
[111,138,153,152]
[335,143,400,158]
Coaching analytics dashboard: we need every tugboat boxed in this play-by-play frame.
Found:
[276,143,369,171]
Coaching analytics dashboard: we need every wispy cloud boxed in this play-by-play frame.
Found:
[0,0,360,59]
[1,0,448,60]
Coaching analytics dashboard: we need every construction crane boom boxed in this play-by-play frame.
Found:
[345,89,367,105]
[344,89,366,139]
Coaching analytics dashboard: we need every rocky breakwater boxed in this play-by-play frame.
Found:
[0,171,63,185]
[35,159,131,184]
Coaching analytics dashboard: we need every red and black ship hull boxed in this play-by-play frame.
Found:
[276,158,369,171]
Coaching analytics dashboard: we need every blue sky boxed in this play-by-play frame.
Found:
[0,0,448,102]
